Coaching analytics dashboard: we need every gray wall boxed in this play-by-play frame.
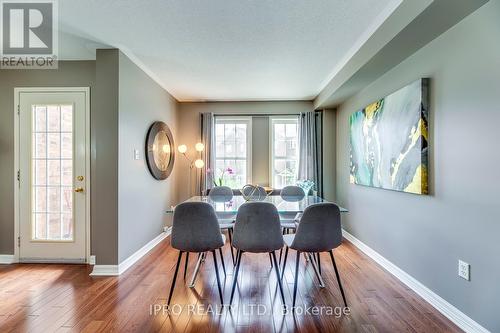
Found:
[117,52,178,263]
[0,61,96,255]
[92,50,119,264]
[176,101,313,201]
[251,116,270,186]
[333,1,500,331]
[321,109,336,202]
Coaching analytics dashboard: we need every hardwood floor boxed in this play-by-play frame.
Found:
[0,237,461,333]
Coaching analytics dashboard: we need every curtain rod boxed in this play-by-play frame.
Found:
[213,113,297,117]
[213,111,321,117]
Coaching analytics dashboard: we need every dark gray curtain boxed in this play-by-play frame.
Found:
[200,112,214,195]
[297,111,323,196]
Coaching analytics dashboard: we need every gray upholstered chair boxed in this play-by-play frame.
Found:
[280,203,347,308]
[279,185,305,229]
[280,185,305,198]
[209,185,234,201]
[168,202,226,306]
[229,202,286,306]
[241,185,267,200]
[209,186,236,264]
[278,185,305,262]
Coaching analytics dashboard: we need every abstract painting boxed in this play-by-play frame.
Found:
[349,78,429,194]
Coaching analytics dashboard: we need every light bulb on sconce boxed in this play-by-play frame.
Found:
[177,144,187,154]
[195,142,205,152]
[194,159,205,169]
[162,144,170,153]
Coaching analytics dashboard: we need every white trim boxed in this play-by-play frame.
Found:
[19,258,85,264]
[90,228,171,276]
[89,265,119,276]
[13,87,91,264]
[0,255,16,264]
[84,89,91,263]
[342,229,490,333]
[14,90,20,263]
[214,116,253,186]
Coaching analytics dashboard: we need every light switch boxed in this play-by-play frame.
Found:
[134,149,140,160]
[458,260,470,281]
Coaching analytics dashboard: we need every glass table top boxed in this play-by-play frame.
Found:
[166,195,348,214]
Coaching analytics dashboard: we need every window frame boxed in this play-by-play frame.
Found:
[214,116,252,188]
[269,116,300,189]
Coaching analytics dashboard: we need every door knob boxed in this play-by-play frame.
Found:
[74,187,84,193]
[77,176,84,181]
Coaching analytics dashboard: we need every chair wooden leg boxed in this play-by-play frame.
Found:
[230,250,243,304]
[211,250,224,305]
[228,228,235,265]
[293,251,301,309]
[329,250,347,307]
[183,252,189,280]
[167,251,183,306]
[271,251,286,306]
[218,248,226,276]
[280,246,289,280]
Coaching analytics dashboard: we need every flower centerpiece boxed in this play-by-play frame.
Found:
[296,179,315,196]
[208,167,234,187]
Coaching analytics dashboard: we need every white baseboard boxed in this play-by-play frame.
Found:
[342,229,490,333]
[0,255,16,264]
[89,265,120,276]
[90,227,171,276]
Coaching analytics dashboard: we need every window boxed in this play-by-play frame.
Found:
[214,117,252,188]
[270,117,299,188]
[31,104,74,241]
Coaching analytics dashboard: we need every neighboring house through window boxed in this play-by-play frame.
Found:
[270,117,299,189]
[214,117,252,188]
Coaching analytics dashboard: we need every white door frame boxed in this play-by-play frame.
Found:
[13,87,91,263]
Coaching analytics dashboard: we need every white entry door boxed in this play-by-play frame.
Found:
[17,89,89,263]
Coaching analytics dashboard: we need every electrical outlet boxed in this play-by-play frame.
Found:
[458,260,470,281]
[134,149,140,160]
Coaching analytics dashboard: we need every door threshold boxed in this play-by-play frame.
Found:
[19,258,86,264]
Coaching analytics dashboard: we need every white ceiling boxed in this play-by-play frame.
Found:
[59,0,401,101]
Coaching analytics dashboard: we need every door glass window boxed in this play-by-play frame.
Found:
[31,104,74,241]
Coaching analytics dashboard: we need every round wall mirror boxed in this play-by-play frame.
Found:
[145,121,175,180]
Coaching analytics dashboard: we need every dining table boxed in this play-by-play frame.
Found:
[166,195,349,214]
[166,195,348,288]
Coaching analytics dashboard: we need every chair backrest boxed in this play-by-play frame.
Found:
[280,185,305,202]
[171,202,224,252]
[209,186,233,202]
[291,203,342,252]
[241,185,267,200]
[233,202,283,252]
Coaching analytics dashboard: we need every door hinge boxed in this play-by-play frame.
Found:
[17,105,20,115]
[18,236,20,247]
[17,170,20,182]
